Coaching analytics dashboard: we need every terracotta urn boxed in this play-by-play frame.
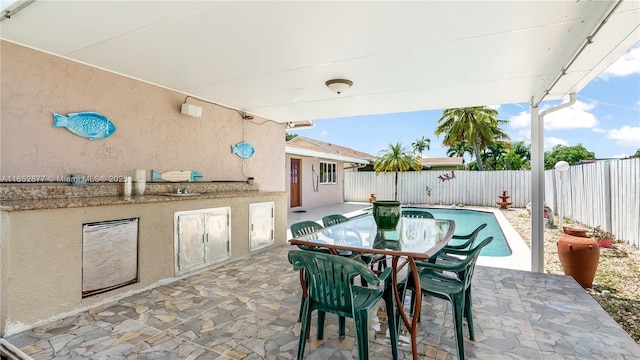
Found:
[557,228,600,288]
[562,226,589,238]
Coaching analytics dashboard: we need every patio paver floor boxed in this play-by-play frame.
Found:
[2,244,639,359]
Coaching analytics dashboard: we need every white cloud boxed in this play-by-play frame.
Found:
[606,126,640,147]
[508,111,530,129]
[543,100,598,130]
[612,153,630,159]
[544,137,568,150]
[321,130,328,136]
[515,129,531,141]
[600,46,640,79]
[507,100,598,131]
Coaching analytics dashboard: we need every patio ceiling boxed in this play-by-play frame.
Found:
[1,1,639,123]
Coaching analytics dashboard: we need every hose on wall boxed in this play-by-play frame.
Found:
[312,164,319,192]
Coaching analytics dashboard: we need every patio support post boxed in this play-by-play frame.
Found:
[531,93,577,273]
[530,104,545,273]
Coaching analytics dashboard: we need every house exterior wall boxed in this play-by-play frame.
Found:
[0,41,288,336]
[0,41,285,191]
[285,154,344,210]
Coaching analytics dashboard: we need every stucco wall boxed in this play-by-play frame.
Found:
[0,41,285,191]
[0,193,287,336]
[0,40,290,336]
[285,154,344,209]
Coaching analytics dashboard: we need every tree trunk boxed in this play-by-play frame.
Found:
[474,143,484,171]
[394,171,399,201]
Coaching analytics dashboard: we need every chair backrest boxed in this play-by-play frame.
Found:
[322,214,348,227]
[450,223,488,248]
[401,210,434,219]
[453,223,487,240]
[290,221,324,238]
[288,250,380,314]
[467,223,488,248]
[459,236,493,289]
[321,214,365,246]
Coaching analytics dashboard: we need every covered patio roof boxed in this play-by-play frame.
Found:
[1,1,638,122]
[1,1,639,273]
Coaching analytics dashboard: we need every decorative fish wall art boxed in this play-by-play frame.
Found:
[231,141,255,159]
[53,111,116,140]
[151,170,203,182]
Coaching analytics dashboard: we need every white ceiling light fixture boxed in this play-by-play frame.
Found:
[325,79,353,95]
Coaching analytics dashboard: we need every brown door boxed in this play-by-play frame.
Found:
[290,158,301,207]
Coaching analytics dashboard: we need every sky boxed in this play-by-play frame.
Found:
[291,44,640,161]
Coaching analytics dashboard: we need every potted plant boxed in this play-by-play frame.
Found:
[591,226,615,248]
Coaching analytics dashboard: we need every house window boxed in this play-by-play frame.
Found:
[319,162,337,184]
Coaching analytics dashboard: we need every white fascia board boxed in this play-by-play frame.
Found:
[286,146,369,165]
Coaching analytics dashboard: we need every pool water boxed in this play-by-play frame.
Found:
[403,207,512,257]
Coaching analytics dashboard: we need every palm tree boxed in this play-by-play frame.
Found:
[482,141,511,170]
[446,140,474,164]
[374,142,422,201]
[512,141,531,161]
[435,106,509,171]
[411,136,431,158]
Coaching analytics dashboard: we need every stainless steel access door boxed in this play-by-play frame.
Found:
[82,218,138,297]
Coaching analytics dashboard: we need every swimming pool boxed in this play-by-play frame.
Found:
[402,207,512,257]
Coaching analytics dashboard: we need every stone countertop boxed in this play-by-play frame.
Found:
[0,182,283,211]
[0,190,285,211]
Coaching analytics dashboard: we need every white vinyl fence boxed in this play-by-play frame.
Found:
[344,170,531,207]
[344,158,640,248]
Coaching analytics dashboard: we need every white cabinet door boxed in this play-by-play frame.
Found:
[249,202,274,251]
[175,207,230,275]
[204,208,231,263]
[176,213,206,273]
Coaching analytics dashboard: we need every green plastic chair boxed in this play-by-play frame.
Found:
[290,220,354,256]
[323,214,388,271]
[414,223,488,323]
[399,236,493,360]
[290,221,331,323]
[288,250,398,360]
[401,209,434,218]
[322,214,362,247]
[443,223,488,251]
[291,220,325,239]
[322,214,349,227]
[290,220,354,326]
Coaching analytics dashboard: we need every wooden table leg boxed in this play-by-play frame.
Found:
[392,256,421,360]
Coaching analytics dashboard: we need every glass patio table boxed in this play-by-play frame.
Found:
[288,213,455,360]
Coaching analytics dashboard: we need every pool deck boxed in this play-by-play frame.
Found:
[1,203,638,359]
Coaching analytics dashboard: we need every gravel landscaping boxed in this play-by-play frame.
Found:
[500,207,640,343]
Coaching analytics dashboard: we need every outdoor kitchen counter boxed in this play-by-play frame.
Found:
[0,184,288,337]
[0,190,285,211]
